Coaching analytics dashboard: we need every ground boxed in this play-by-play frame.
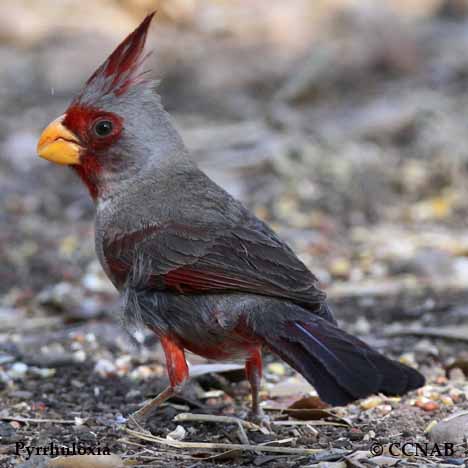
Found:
[2,1,468,467]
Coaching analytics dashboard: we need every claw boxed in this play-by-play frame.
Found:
[247,408,272,432]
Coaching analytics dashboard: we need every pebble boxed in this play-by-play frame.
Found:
[429,411,468,444]
[348,428,363,441]
[329,258,351,279]
[9,362,28,379]
[353,316,371,335]
[267,362,286,376]
[449,388,463,402]
[167,425,186,441]
[376,404,393,416]
[0,354,15,365]
[418,401,439,412]
[94,359,116,377]
[424,420,438,433]
[363,430,376,441]
[82,262,114,293]
[73,350,87,363]
[448,368,465,382]
[10,390,32,399]
[442,458,465,466]
[440,395,454,407]
[360,395,383,410]
[370,456,399,466]
[0,422,19,443]
[399,353,417,368]
[114,414,127,424]
[30,367,56,378]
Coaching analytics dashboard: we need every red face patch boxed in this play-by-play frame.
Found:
[63,105,123,152]
[62,105,123,199]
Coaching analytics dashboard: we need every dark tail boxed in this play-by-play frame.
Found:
[258,304,424,406]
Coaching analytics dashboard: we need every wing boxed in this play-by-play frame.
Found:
[103,214,326,311]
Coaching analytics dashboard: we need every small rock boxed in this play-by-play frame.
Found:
[376,404,393,416]
[267,362,286,376]
[360,395,383,410]
[0,422,18,443]
[370,456,399,466]
[167,424,186,441]
[30,367,56,378]
[94,359,116,377]
[448,367,465,382]
[73,350,87,363]
[424,420,438,433]
[348,428,363,441]
[429,411,468,444]
[417,400,439,412]
[399,353,417,368]
[414,339,439,357]
[9,362,28,379]
[440,396,454,407]
[0,354,15,365]
[353,316,371,335]
[449,388,464,402]
[441,458,465,466]
[329,258,351,279]
[10,390,32,399]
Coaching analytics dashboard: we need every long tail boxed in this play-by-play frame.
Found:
[255,303,424,406]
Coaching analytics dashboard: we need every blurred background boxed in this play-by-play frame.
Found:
[2,0,468,302]
[3,1,468,463]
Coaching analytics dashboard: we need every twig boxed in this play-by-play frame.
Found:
[0,316,64,332]
[175,413,256,444]
[174,412,268,434]
[125,427,322,455]
[237,426,250,445]
[127,414,151,435]
[384,327,468,343]
[189,363,244,377]
[1,416,77,424]
[261,437,295,445]
[273,420,348,427]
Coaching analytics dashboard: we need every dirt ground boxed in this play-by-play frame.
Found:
[3,1,468,467]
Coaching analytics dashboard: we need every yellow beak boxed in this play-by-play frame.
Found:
[37,115,83,165]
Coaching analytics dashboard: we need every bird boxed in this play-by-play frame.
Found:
[37,13,424,423]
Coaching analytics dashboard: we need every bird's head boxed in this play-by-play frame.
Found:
[37,13,186,200]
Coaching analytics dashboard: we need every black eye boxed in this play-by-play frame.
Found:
[93,120,113,137]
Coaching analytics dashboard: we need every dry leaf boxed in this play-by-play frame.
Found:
[284,396,339,421]
[289,396,329,410]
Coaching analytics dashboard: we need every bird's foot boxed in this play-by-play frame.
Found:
[127,385,176,429]
[247,408,272,431]
[127,413,148,431]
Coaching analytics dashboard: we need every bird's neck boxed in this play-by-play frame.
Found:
[72,162,101,200]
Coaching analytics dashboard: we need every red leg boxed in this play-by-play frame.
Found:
[245,347,263,417]
[132,334,189,422]
[161,334,189,389]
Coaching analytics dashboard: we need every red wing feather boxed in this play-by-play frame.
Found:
[164,267,262,293]
[103,221,326,309]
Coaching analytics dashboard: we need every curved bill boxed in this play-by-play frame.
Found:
[37,115,83,165]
